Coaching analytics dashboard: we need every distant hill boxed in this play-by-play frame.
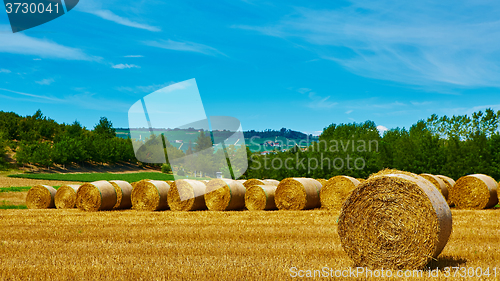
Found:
[115,128,318,153]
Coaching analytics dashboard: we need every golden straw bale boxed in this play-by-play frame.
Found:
[315,179,328,188]
[167,179,207,211]
[245,184,277,211]
[26,185,57,209]
[275,178,322,210]
[205,179,246,211]
[242,179,279,189]
[109,180,133,210]
[131,180,170,211]
[356,178,366,182]
[54,184,81,209]
[320,176,360,210]
[338,173,452,269]
[419,174,448,201]
[450,174,498,209]
[436,175,455,206]
[76,181,117,212]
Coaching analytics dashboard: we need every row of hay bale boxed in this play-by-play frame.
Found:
[25,172,499,212]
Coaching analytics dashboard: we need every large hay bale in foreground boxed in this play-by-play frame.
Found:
[205,179,246,211]
[242,179,279,189]
[320,176,360,210]
[436,175,455,206]
[26,185,57,209]
[167,180,207,211]
[420,174,448,201]
[76,181,117,212]
[245,184,278,211]
[131,180,170,211]
[109,180,133,210]
[54,184,81,209]
[450,174,498,209]
[275,178,322,210]
[315,179,328,188]
[338,173,452,269]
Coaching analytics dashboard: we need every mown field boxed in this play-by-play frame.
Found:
[7,172,179,183]
[0,209,499,280]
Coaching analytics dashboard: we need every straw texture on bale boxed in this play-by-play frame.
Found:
[275,178,322,210]
[205,179,246,211]
[356,178,366,182]
[320,176,360,210]
[54,184,81,209]
[450,174,498,209]
[420,174,448,201]
[131,180,170,211]
[242,179,279,189]
[245,184,278,210]
[338,172,452,269]
[26,185,57,209]
[167,180,207,211]
[315,179,328,188]
[76,181,117,212]
[436,175,455,206]
[109,180,133,209]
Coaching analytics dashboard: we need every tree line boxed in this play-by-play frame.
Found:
[242,108,500,181]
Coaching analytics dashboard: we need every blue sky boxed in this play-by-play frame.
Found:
[1,0,500,135]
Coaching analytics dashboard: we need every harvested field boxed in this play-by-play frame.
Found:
[0,209,499,280]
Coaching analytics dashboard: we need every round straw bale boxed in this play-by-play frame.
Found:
[76,181,117,212]
[356,178,366,182]
[168,179,207,211]
[54,184,81,209]
[205,179,246,211]
[166,180,174,186]
[275,178,322,210]
[320,176,360,210]
[109,180,133,209]
[26,185,57,209]
[450,174,498,209]
[419,174,448,200]
[245,184,277,211]
[131,180,170,211]
[338,173,452,269]
[242,179,279,189]
[316,179,328,187]
[436,175,455,206]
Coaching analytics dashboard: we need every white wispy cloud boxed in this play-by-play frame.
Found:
[297,88,337,109]
[85,9,161,32]
[124,55,144,58]
[143,39,226,56]
[0,25,93,60]
[0,87,63,102]
[35,78,55,85]
[0,69,11,73]
[116,82,175,93]
[112,64,140,69]
[236,1,500,88]
[345,110,353,114]
[377,125,389,134]
[33,58,42,61]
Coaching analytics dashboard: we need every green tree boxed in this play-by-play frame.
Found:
[93,117,116,139]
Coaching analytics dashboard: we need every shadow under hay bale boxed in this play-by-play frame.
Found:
[245,184,278,211]
[131,180,170,211]
[320,176,360,210]
[338,172,452,270]
[450,174,498,209]
[76,181,117,212]
[205,179,246,211]
[168,180,207,211]
[109,180,133,210]
[26,185,57,209]
[275,178,322,210]
[55,184,81,209]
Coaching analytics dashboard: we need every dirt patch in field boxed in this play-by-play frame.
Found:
[0,191,27,205]
[0,176,83,188]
